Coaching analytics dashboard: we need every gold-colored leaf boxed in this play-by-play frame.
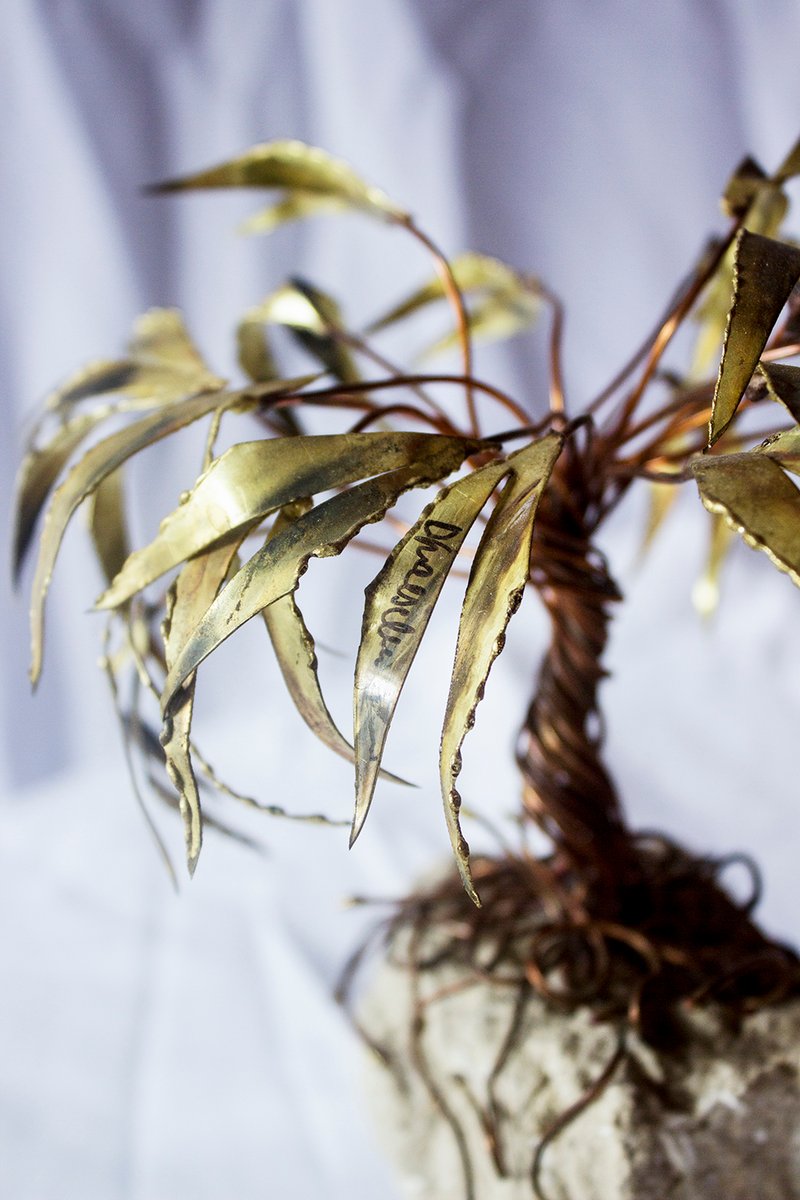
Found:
[351,457,512,846]
[439,433,563,903]
[128,309,217,379]
[160,444,472,716]
[87,468,131,587]
[150,139,408,223]
[691,450,800,585]
[263,505,356,764]
[638,479,679,563]
[721,156,767,219]
[422,289,541,359]
[692,188,788,377]
[28,385,249,687]
[757,426,800,476]
[243,280,359,384]
[13,407,112,580]
[757,362,800,424]
[98,432,474,610]
[774,136,800,185]
[45,310,223,416]
[237,317,278,384]
[161,536,246,874]
[45,360,145,413]
[261,505,409,784]
[239,192,350,236]
[709,231,800,445]
[369,252,535,332]
[691,511,735,619]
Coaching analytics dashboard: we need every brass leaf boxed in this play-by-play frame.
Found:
[692,189,788,377]
[691,512,735,619]
[150,140,408,223]
[237,318,278,384]
[160,445,471,717]
[98,432,474,610]
[691,451,800,585]
[161,536,246,874]
[774,136,800,185]
[757,362,800,424]
[421,290,541,359]
[27,386,249,687]
[369,252,538,332]
[757,426,800,476]
[241,280,359,385]
[263,504,399,777]
[239,193,350,236]
[439,433,563,903]
[45,309,223,416]
[87,468,131,587]
[709,231,800,445]
[13,407,111,580]
[638,478,679,563]
[721,156,767,219]
[351,457,512,846]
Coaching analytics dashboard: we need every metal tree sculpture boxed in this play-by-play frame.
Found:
[15,139,800,1065]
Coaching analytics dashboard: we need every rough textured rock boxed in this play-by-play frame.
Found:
[361,952,800,1199]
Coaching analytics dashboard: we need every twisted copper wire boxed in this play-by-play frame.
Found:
[518,449,640,910]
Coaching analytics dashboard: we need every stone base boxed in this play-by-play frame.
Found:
[361,951,800,1199]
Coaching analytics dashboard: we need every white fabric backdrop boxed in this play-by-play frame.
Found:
[3,3,800,1197]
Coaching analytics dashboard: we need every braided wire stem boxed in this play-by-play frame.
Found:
[518,451,641,911]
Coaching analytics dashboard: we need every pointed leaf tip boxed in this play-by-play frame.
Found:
[149,140,408,223]
[439,433,563,902]
[352,456,513,843]
[709,231,800,446]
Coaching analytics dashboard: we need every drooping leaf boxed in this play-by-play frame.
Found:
[127,309,214,377]
[241,280,359,385]
[721,156,768,219]
[98,432,475,610]
[239,192,350,236]
[439,433,563,903]
[101,624,178,889]
[45,310,223,417]
[161,536,246,874]
[691,450,800,585]
[263,505,361,768]
[757,362,800,424]
[692,189,788,377]
[638,479,679,563]
[87,468,131,587]
[368,253,537,332]
[709,231,800,445]
[13,407,112,580]
[258,505,410,784]
[351,457,512,846]
[757,426,800,476]
[27,383,263,686]
[421,290,541,359]
[150,140,408,223]
[774,136,800,185]
[160,445,472,716]
[691,511,735,619]
[237,315,279,384]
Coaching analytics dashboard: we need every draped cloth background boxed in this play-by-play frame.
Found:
[3,3,800,1197]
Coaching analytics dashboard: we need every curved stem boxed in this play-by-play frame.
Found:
[400,217,478,435]
[297,372,531,424]
[535,279,567,418]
